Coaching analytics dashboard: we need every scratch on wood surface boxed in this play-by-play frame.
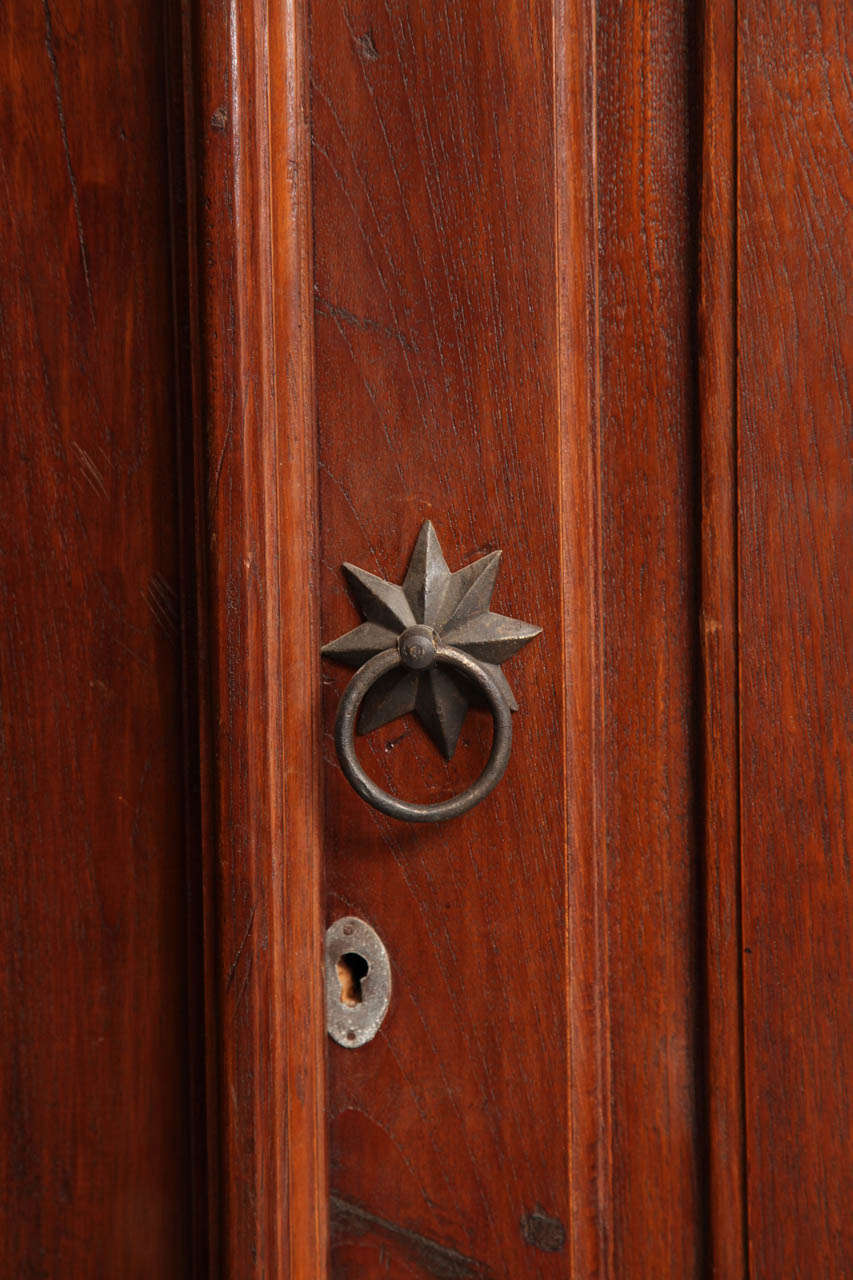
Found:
[226,902,257,991]
[330,1195,492,1278]
[144,573,179,639]
[72,442,107,499]
[207,389,235,522]
[233,952,253,1015]
[315,293,418,353]
[519,1206,566,1253]
[42,0,96,327]
[356,30,380,62]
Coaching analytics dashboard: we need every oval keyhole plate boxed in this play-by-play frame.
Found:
[325,916,391,1048]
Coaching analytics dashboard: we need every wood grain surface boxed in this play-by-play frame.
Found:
[699,0,748,1274]
[555,0,611,1274]
[310,1,570,1275]
[595,2,706,1273]
[0,2,192,1274]
[180,0,328,1274]
[3,0,849,1274]
[738,2,852,1273]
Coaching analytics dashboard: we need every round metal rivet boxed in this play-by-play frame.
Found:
[397,624,438,670]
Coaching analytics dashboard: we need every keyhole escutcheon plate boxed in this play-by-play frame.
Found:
[325,916,391,1048]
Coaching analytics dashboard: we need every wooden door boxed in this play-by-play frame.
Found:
[2,0,849,1277]
[0,3,196,1274]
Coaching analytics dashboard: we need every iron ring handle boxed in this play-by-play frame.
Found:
[334,645,513,823]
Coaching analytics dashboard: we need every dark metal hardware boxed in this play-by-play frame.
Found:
[321,520,541,822]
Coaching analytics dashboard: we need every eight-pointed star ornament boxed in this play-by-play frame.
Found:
[321,521,542,759]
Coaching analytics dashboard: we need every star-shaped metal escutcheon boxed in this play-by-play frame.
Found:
[321,521,542,760]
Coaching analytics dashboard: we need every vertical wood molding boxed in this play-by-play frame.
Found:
[268,2,329,1274]
[737,1,851,1271]
[698,3,747,1275]
[554,0,612,1275]
[594,1,706,1271]
[180,1,327,1274]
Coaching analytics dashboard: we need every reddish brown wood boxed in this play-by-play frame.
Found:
[0,1,192,1273]
[268,3,331,1273]
[182,0,328,1274]
[4,0,849,1274]
[310,1,570,1274]
[737,2,852,1273]
[556,0,612,1275]
[595,3,706,1273]
[698,2,748,1275]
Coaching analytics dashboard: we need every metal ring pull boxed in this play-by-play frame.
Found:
[321,519,541,823]
[334,637,513,823]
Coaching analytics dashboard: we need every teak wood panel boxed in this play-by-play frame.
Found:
[310,1,571,1275]
[738,1,852,1272]
[188,0,852,1272]
[310,0,715,1272]
[3,0,850,1275]
[0,2,192,1274]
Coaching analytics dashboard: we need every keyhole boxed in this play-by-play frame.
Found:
[336,952,369,1007]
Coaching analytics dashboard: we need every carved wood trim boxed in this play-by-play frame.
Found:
[555,0,613,1273]
[176,1,328,1273]
[698,2,748,1275]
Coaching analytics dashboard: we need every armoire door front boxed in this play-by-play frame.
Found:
[2,0,849,1276]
